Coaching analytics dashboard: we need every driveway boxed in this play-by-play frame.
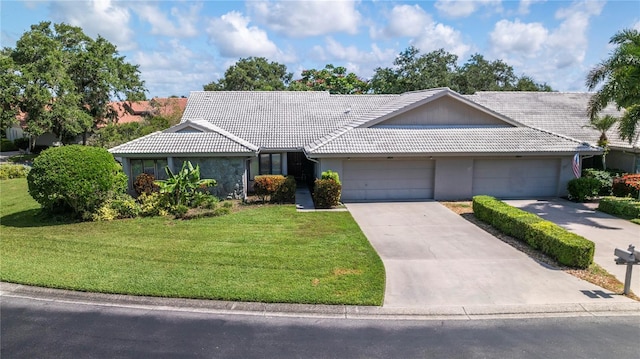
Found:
[346,202,634,308]
[506,199,640,296]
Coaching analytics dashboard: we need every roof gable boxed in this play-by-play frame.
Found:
[359,89,520,129]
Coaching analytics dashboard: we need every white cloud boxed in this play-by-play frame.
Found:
[49,0,136,51]
[633,21,640,31]
[490,19,548,56]
[132,3,200,38]
[413,23,471,59]
[248,0,361,37]
[310,37,397,78]
[371,4,431,39]
[435,0,502,18]
[518,0,545,15]
[206,11,280,59]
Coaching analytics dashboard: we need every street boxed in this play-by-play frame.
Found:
[2,296,639,358]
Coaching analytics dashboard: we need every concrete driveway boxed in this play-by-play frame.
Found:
[346,202,634,308]
[506,199,640,296]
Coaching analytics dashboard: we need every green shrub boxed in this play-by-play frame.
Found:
[598,197,640,219]
[472,195,594,268]
[567,177,601,202]
[171,204,189,218]
[192,191,220,209]
[313,178,342,209]
[582,168,614,196]
[272,175,296,203]
[27,145,127,218]
[1,138,17,152]
[321,170,341,184]
[138,192,172,217]
[0,164,29,180]
[13,137,29,150]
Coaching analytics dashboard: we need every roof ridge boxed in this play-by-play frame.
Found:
[181,119,259,152]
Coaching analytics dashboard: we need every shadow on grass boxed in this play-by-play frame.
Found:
[1,209,79,228]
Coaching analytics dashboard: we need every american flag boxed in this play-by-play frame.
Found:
[572,153,581,178]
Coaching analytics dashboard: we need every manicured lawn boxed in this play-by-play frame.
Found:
[0,179,385,305]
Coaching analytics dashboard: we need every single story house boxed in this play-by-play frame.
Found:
[109,88,604,201]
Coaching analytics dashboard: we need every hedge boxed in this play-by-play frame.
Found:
[598,197,640,220]
[253,175,296,203]
[472,195,594,268]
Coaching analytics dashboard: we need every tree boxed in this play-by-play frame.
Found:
[583,114,618,169]
[586,28,640,143]
[5,22,145,146]
[0,51,23,136]
[371,47,458,94]
[27,145,127,218]
[203,57,292,91]
[289,64,370,94]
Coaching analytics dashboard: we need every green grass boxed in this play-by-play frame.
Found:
[0,179,385,305]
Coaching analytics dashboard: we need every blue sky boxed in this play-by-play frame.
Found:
[2,0,639,97]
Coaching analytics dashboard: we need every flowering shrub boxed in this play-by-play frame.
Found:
[612,174,640,198]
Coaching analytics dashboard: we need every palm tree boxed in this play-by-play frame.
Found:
[583,114,617,169]
[586,28,640,143]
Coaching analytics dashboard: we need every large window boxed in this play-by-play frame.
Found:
[259,153,282,175]
[130,159,168,180]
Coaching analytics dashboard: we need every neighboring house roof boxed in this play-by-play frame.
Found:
[110,89,602,157]
[465,91,639,151]
[111,98,188,124]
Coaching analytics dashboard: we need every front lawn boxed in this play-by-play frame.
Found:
[0,179,385,305]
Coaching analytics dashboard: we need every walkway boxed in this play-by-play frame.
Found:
[506,199,640,296]
[345,201,635,308]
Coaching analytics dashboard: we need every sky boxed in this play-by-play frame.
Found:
[1,0,639,98]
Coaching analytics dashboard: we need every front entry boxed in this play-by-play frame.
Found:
[287,152,315,183]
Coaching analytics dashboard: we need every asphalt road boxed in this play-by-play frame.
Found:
[2,296,639,359]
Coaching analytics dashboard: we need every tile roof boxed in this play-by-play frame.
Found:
[465,92,638,150]
[306,127,599,155]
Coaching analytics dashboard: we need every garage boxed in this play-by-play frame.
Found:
[341,159,435,201]
[472,159,560,198]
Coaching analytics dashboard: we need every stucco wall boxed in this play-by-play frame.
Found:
[606,150,638,173]
[174,157,247,199]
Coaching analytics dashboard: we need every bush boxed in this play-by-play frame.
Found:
[567,177,601,202]
[253,175,296,203]
[13,137,29,150]
[1,138,17,152]
[582,168,614,196]
[598,197,640,219]
[313,178,342,209]
[0,164,29,180]
[472,195,594,268]
[191,191,220,209]
[612,174,640,198]
[27,145,127,218]
[138,192,172,217]
[171,204,190,218]
[272,176,296,203]
[91,195,140,221]
[321,170,341,184]
[134,173,159,195]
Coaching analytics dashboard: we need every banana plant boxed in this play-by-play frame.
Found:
[155,161,217,206]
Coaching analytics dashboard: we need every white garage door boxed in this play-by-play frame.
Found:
[472,159,560,198]
[342,159,435,201]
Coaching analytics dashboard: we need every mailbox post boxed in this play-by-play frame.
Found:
[614,244,640,295]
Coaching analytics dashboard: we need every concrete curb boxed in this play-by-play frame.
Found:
[3,282,639,321]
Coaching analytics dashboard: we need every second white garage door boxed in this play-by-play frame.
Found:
[472,159,560,198]
[341,159,435,201]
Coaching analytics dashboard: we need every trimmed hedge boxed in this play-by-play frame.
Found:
[313,178,342,209]
[0,164,29,180]
[567,177,601,202]
[473,195,594,268]
[598,197,640,219]
[253,175,296,203]
[1,138,17,152]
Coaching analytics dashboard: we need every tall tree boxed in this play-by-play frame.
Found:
[6,22,145,145]
[0,50,23,135]
[371,47,458,94]
[586,28,640,143]
[289,64,370,94]
[204,57,292,91]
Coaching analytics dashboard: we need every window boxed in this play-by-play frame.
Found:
[258,153,282,175]
[130,159,168,180]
